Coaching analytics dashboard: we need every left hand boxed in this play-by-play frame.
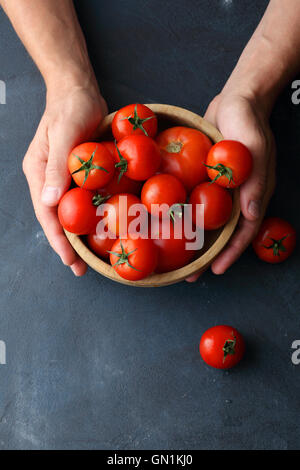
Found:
[186,92,276,281]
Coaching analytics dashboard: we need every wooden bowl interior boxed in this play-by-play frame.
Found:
[65,104,240,287]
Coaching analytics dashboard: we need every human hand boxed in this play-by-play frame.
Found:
[187,92,276,281]
[23,81,107,276]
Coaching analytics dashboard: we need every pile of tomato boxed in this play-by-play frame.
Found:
[58,103,296,281]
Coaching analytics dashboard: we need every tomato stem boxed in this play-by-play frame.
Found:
[121,104,154,136]
[204,163,235,186]
[263,236,288,256]
[92,193,111,206]
[168,203,186,223]
[108,241,140,271]
[222,334,236,363]
[165,141,183,154]
[114,141,128,183]
[72,146,109,187]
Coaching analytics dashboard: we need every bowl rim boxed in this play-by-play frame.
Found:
[64,104,240,287]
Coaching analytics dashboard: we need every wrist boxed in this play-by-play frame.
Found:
[221,32,290,117]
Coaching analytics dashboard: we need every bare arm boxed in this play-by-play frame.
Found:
[223,0,300,113]
[188,0,300,280]
[1,0,107,276]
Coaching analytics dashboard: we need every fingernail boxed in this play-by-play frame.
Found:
[71,265,80,276]
[248,200,261,219]
[41,186,61,205]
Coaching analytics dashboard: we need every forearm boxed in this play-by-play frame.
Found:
[222,0,300,115]
[0,0,96,93]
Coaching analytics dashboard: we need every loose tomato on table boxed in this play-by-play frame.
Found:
[252,217,296,264]
[205,140,252,188]
[98,141,142,197]
[109,236,158,281]
[114,135,161,181]
[200,325,245,369]
[141,173,187,218]
[102,193,148,238]
[58,188,99,235]
[189,182,232,231]
[151,217,196,273]
[68,142,115,190]
[112,103,158,140]
[156,126,212,192]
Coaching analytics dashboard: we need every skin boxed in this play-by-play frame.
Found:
[1,0,107,276]
[187,0,300,281]
[2,0,300,278]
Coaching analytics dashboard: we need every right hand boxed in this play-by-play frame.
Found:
[23,82,107,276]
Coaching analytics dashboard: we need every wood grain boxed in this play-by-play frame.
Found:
[65,104,240,287]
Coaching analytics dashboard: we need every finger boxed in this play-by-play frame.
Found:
[239,136,269,221]
[41,125,76,206]
[211,216,260,274]
[203,96,219,124]
[23,144,85,268]
[185,273,200,283]
[70,258,88,277]
[185,267,208,283]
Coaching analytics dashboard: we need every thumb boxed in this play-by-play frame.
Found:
[41,136,72,207]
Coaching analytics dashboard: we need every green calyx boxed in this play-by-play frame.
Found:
[122,104,155,136]
[263,236,288,257]
[114,141,128,183]
[168,203,187,223]
[107,241,139,271]
[204,163,235,186]
[72,146,109,187]
[223,335,236,363]
[92,193,111,206]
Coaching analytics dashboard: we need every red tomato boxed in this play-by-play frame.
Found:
[58,188,98,235]
[103,193,148,237]
[141,174,187,218]
[156,126,212,192]
[109,236,158,281]
[205,140,253,188]
[101,141,116,156]
[189,182,232,230]
[114,135,161,181]
[112,103,157,140]
[99,141,142,196]
[86,230,116,259]
[200,325,245,369]
[68,142,115,190]
[151,217,196,273]
[252,217,296,263]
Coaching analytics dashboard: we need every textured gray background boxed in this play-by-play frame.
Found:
[0,0,299,450]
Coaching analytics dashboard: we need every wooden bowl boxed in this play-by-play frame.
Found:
[64,104,240,287]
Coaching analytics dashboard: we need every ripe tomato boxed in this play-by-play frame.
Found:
[109,236,158,281]
[68,142,115,190]
[189,182,232,230]
[86,230,116,259]
[103,193,148,237]
[101,140,115,156]
[156,126,212,192]
[141,174,187,218]
[252,217,296,263]
[58,188,99,235]
[112,103,157,140]
[98,141,142,196]
[151,217,196,273]
[114,135,161,181]
[205,140,252,188]
[200,325,245,369]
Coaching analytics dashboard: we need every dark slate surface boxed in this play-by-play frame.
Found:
[0,0,299,450]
